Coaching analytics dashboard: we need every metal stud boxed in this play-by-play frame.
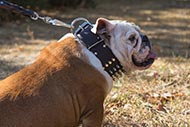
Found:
[112,58,116,62]
[113,67,117,71]
[105,64,109,67]
[116,65,120,69]
[109,70,113,74]
[94,52,98,55]
[108,61,112,65]
[103,45,106,48]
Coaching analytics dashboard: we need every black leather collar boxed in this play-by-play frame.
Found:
[74,22,125,79]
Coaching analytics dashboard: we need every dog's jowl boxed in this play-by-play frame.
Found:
[0,18,156,127]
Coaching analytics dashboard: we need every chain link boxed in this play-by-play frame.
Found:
[1,0,91,33]
[31,13,91,33]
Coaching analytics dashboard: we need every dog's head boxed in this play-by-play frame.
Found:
[92,18,156,71]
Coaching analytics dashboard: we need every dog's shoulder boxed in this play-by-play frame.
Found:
[0,33,109,101]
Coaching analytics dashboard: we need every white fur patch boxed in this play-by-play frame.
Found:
[80,44,113,94]
[58,33,113,94]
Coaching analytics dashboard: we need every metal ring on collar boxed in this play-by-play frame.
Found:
[70,17,91,33]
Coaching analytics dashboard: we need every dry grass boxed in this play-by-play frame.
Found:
[104,57,190,126]
[0,0,190,126]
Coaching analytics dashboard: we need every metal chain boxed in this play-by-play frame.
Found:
[0,0,91,33]
[31,12,91,33]
[30,12,73,29]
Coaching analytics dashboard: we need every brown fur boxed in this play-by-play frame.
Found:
[0,37,108,127]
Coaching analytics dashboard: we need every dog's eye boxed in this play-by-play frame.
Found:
[128,35,136,43]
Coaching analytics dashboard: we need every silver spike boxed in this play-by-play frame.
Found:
[109,70,113,74]
[109,61,112,65]
[112,58,116,62]
[116,65,120,69]
[105,64,109,67]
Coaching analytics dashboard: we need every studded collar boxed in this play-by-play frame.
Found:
[74,22,125,79]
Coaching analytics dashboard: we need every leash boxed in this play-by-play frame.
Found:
[0,0,125,79]
[0,0,90,32]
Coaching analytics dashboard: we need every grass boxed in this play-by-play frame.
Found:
[104,57,190,126]
[0,0,190,126]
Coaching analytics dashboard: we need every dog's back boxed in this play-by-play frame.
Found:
[0,37,107,127]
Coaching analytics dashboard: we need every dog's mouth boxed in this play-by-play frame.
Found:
[132,35,156,68]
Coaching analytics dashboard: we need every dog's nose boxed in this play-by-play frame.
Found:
[141,34,151,50]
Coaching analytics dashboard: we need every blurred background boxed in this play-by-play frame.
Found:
[0,0,190,126]
[1,0,190,57]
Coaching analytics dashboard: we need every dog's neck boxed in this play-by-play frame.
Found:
[58,33,113,93]
[74,22,125,80]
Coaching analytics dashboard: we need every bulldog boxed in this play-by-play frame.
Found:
[0,18,156,127]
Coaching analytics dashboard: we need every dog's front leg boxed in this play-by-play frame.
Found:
[81,105,104,127]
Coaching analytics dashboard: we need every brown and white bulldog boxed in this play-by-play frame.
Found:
[0,18,156,127]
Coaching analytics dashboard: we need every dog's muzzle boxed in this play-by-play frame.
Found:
[132,34,156,68]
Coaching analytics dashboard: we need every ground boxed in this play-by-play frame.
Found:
[0,0,190,126]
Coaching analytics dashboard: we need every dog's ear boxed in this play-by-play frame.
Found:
[91,18,115,34]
